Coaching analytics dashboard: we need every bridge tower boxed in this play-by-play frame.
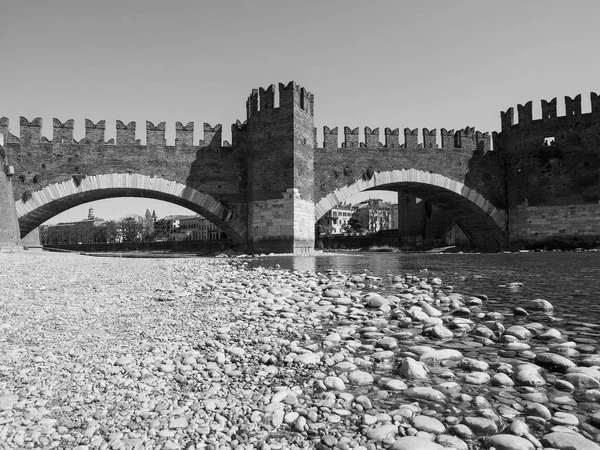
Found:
[245,82,316,253]
[0,147,22,251]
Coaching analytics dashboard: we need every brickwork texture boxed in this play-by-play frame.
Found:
[2,84,600,252]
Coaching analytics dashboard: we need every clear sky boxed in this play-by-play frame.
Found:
[2,0,599,223]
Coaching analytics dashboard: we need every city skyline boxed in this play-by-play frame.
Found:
[43,191,399,225]
[3,1,599,224]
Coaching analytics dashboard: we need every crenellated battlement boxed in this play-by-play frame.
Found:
[500,92,600,132]
[246,81,314,120]
[342,127,359,148]
[146,121,166,146]
[320,125,490,151]
[201,123,222,148]
[0,117,235,148]
[230,120,247,148]
[19,117,43,144]
[53,119,75,143]
[85,119,106,143]
[175,122,194,147]
[116,120,138,145]
[5,80,600,254]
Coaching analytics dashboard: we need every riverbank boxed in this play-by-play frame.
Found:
[1,253,599,450]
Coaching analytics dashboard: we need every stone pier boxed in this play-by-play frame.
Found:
[0,147,22,251]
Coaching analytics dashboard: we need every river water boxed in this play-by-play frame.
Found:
[249,251,600,330]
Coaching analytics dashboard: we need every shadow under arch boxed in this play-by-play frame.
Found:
[16,173,247,243]
[315,169,508,250]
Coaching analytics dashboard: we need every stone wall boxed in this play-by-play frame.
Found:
[0,146,22,251]
[292,194,315,253]
[248,188,314,253]
[397,193,456,244]
[495,93,600,247]
[316,146,469,203]
[8,83,600,252]
[2,118,246,209]
[496,94,600,208]
[510,202,600,244]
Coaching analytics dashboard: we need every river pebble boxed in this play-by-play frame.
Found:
[2,252,600,450]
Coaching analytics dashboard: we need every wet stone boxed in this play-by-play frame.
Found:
[486,434,535,450]
[412,415,445,434]
[390,436,443,450]
[535,352,577,372]
[543,432,600,450]
[404,387,447,403]
[462,416,498,436]
[3,253,600,450]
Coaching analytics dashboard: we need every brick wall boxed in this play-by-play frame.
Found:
[314,146,475,206]
[248,188,314,253]
[0,146,22,250]
[510,202,600,242]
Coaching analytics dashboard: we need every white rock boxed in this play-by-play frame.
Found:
[527,299,554,312]
[420,349,463,365]
[486,434,534,450]
[515,364,546,387]
[294,352,321,365]
[463,372,490,385]
[323,376,345,391]
[413,415,445,434]
[347,370,374,385]
[365,424,398,441]
[390,437,443,450]
[543,432,600,450]
[398,357,429,379]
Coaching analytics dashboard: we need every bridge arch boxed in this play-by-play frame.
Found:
[16,173,247,243]
[315,169,508,250]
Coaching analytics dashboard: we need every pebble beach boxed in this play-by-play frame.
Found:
[1,252,600,450]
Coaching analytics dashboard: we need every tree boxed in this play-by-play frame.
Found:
[72,222,89,244]
[40,225,49,245]
[346,212,365,234]
[92,226,108,243]
[316,222,334,236]
[104,220,119,243]
[120,216,142,243]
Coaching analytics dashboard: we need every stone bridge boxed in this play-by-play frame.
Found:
[2,82,598,252]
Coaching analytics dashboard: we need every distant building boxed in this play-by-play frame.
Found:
[390,204,399,230]
[42,207,107,245]
[317,203,354,234]
[354,199,393,233]
[154,214,225,241]
[154,215,182,240]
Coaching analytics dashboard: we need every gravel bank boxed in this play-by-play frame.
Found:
[1,252,599,450]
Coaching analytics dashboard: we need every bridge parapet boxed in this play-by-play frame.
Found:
[85,120,106,143]
[320,125,490,152]
[146,121,166,146]
[53,119,75,144]
[499,92,600,134]
[175,122,194,146]
[0,117,231,148]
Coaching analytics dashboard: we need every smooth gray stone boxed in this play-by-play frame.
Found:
[390,437,443,450]
[542,432,600,450]
[485,434,535,450]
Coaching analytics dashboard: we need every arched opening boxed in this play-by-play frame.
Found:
[16,173,247,244]
[315,169,507,251]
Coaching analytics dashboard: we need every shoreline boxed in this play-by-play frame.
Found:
[0,252,599,450]
[23,245,600,261]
